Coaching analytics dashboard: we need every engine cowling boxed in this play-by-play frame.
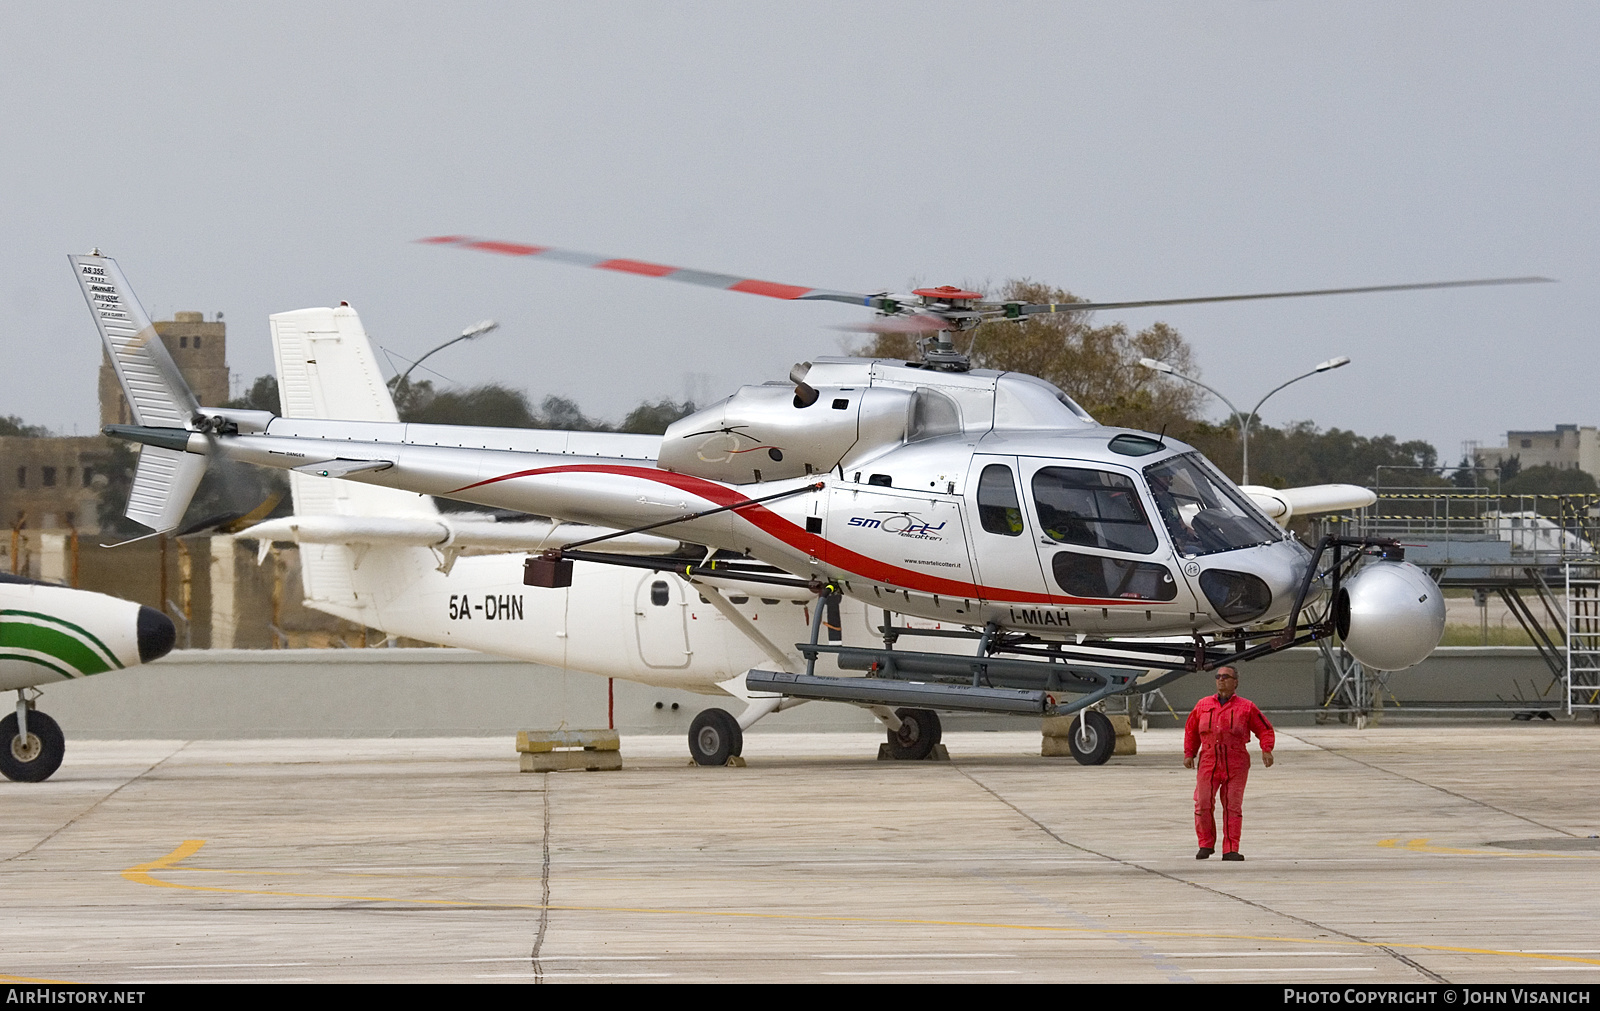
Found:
[1334,561,1446,671]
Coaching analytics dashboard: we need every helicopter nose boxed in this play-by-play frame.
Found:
[136,606,177,663]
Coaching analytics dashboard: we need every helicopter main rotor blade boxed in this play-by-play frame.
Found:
[418,235,891,310]
[1009,276,1555,318]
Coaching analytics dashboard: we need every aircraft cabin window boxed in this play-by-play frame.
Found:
[1052,551,1177,601]
[976,464,1024,536]
[1031,467,1157,554]
[650,580,670,606]
[1143,452,1280,557]
[907,388,961,443]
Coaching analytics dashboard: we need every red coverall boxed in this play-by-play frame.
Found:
[1184,693,1275,853]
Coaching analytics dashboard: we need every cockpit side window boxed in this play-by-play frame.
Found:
[1143,452,1281,557]
[1030,467,1157,554]
[907,388,962,443]
[976,464,1024,536]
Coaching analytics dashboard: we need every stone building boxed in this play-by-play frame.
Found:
[0,311,230,544]
[98,311,229,427]
[1474,424,1600,481]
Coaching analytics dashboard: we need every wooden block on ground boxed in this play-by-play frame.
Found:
[517,729,620,753]
[1040,736,1075,758]
[520,750,624,772]
[1040,731,1137,757]
[876,743,950,761]
[1041,714,1132,738]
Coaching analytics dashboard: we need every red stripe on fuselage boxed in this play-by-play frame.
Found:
[448,464,1135,606]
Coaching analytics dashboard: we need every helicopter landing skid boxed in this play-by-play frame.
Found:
[745,663,1136,717]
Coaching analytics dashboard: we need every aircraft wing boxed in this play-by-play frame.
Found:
[1241,484,1377,524]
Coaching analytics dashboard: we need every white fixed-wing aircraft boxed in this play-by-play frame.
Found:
[0,574,176,780]
[82,250,1471,766]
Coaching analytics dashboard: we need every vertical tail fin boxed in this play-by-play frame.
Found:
[270,304,438,520]
[70,253,206,536]
[70,254,199,428]
[270,304,438,611]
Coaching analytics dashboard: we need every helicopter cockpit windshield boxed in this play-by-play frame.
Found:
[1144,453,1281,556]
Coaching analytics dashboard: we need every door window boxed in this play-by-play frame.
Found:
[1031,467,1157,554]
[976,464,1024,536]
[1051,551,1177,601]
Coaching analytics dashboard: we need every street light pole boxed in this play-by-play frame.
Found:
[394,319,501,395]
[1138,356,1350,485]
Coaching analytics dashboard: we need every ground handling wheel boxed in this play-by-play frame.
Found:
[688,708,743,766]
[884,707,942,760]
[1067,710,1115,766]
[0,709,65,782]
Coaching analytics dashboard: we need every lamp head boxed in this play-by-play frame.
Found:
[1315,355,1351,372]
[1139,357,1175,374]
[462,319,499,340]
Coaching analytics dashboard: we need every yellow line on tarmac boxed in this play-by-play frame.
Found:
[125,840,1600,969]
[1379,837,1598,857]
[0,974,76,984]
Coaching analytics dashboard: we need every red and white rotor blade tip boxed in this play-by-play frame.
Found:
[417,235,880,308]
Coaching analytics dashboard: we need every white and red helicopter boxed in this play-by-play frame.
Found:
[76,246,1542,764]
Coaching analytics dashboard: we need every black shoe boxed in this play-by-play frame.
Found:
[1221,851,1244,861]
[1195,847,1213,859]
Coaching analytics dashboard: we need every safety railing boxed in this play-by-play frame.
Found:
[1339,491,1600,565]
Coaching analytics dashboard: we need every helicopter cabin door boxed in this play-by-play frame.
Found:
[1015,457,1192,629]
[963,456,1053,606]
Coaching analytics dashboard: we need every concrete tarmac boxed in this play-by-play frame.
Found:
[3,725,1599,984]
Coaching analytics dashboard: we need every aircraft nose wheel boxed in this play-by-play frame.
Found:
[688,708,743,766]
[884,707,942,760]
[0,710,65,782]
[1067,710,1115,766]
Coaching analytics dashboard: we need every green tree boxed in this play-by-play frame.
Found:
[1244,422,1441,488]
[223,376,281,415]
[0,416,49,437]
[1501,464,1598,496]
[619,399,697,435]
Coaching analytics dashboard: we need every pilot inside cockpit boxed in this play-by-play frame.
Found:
[1144,454,1280,557]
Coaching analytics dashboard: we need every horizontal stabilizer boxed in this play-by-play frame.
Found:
[291,458,395,479]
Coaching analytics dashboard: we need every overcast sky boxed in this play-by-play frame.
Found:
[2,2,1593,461]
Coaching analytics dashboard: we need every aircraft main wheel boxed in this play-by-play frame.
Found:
[688,708,743,766]
[0,710,65,782]
[1067,710,1115,766]
[885,707,942,760]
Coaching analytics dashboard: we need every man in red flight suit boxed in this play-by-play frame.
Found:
[1184,666,1274,861]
